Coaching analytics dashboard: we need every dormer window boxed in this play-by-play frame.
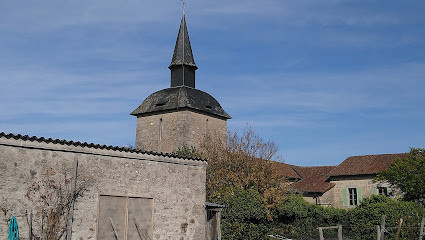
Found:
[155,99,168,107]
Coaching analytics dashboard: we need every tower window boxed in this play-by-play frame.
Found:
[206,118,209,134]
[159,118,163,141]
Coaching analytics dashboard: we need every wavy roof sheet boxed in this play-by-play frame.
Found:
[0,132,206,161]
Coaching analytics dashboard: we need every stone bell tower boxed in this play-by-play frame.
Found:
[131,12,231,153]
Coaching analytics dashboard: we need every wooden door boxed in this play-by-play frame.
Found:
[97,195,153,240]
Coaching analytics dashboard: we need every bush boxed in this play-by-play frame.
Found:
[348,195,425,240]
[219,187,268,223]
[277,194,348,239]
[221,220,269,240]
[212,187,269,240]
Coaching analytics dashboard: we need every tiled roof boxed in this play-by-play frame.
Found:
[270,161,301,180]
[131,87,231,119]
[291,166,336,193]
[328,153,408,177]
[0,132,206,161]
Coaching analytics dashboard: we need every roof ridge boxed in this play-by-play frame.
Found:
[347,153,407,158]
[290,166,303,179]
[295,165,336,168]
[0,132,206,162]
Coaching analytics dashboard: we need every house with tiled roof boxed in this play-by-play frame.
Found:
[277,153,407,208]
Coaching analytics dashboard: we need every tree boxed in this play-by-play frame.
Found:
[172,126,290,239]
[199,126,289,219]
[376,148,425,204]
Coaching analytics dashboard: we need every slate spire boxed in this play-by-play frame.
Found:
[169,11,198,88]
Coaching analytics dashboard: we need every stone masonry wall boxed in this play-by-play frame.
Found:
[136,110,227,153]
[329,175,378,208]
[302,189,334,206]
[0,136,207,240]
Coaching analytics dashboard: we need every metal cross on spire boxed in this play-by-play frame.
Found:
[180,0,186,12]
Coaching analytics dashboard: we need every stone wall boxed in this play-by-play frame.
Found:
[136,110,227,153]
[329,175,378,208]
[302,189,334,206]
[0,135,207,240]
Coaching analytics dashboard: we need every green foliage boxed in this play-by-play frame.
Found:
[277,194,348,239]
[172,143,201,159]
[213,187,269,240]
[218,187,268,223]
[202,127,290,239]
[275,194,425,240]
[376,148,425,203]
[348,195,425,240]
[202,127,289,219]
[221,220,269,240]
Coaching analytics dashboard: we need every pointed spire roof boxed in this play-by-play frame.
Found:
[169,11,197,69]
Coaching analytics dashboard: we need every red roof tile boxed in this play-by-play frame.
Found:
[291,166,336,193]
[270,161,301,179]
[328,153,408,177]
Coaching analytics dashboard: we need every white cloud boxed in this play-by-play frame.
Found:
[215,62,425,122]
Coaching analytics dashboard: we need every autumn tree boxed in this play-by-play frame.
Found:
[199,126,289,219]
[376,148,425,204]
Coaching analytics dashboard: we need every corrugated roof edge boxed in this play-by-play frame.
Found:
[0,132,207,162]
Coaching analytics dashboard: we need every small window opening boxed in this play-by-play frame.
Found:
[205,105,212,109]
[378,187,388,196]
[159,118,163,141]
[349,188,358,206]
[206,118,209,134]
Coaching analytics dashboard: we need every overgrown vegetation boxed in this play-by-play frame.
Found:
[274,194,425,240]
[199,127,289,218]
[25,173,93,239]
[376,148,425,204]
[2,164,93,240]
[174,135,425,240]
[174,126,290,239]
[348,195,425,240]
[171,143,202,159]
[276,194,348,239]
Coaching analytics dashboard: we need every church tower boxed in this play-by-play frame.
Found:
[131,12,231,153]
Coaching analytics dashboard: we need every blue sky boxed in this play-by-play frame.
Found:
[1,1,424,166]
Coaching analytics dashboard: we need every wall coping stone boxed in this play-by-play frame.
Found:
[0,132,207,167]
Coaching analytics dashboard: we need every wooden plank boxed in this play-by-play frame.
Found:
[377,225,381,240]
[127,197,153,240]
[110,217,119,240]
[320,226,340,230]
[98,196,126,240]
[319,227,324,240]
[66,158,78,240]
[380,215,386,240]
[217,211,222,240]
[395,218,403,240]
[419,218,425,240]
[29,212,33,240]
[125,196,129,240]
[133,218,152,240]
[338,225,342,240]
